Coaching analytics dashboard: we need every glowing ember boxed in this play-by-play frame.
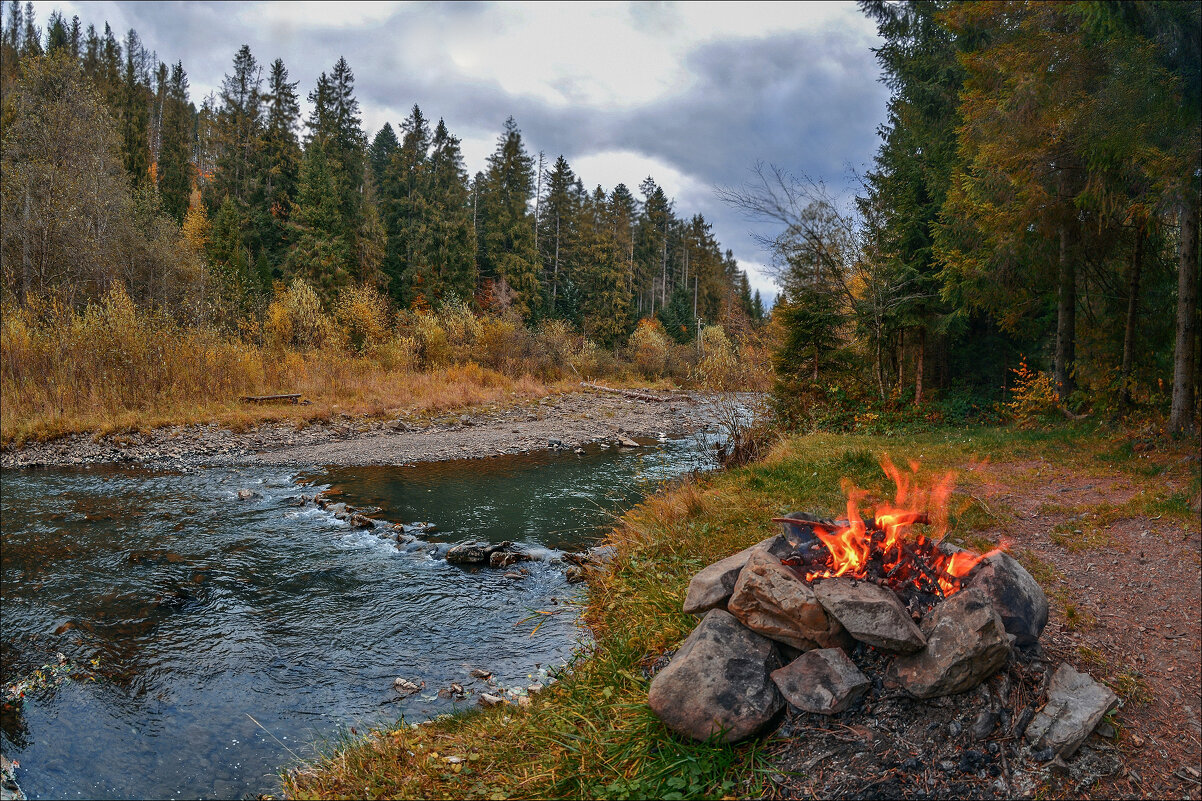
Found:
[773,456,1000,605]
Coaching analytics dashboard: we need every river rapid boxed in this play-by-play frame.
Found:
[0,438,708,799]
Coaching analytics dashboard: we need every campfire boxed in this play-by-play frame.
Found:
[647,450,1125,784]
[772,456,998,616]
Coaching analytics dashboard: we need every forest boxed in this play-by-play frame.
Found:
[0,0,1198,443]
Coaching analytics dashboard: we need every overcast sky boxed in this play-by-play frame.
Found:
[36,1,889,301]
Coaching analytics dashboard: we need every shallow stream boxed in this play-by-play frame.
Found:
[0,439,708,799]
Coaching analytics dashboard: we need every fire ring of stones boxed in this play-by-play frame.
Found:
[648,516,1115,763]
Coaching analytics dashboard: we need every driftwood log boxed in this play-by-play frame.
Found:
[241,393,302,404]
[579,381,673,402]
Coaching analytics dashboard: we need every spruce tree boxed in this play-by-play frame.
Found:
[212,44,263,207]
[287,144,350,297]
[478,117,540,319]
[537,155,580,315]
[576,186,631,347]
[380,104,431,305]
[44,10,66,53]
[368,122,398,187]
[157,62,193,224]
[19,1,39,57]
[424,118,476,302]
[119,29,151,186]
[261,58,301,265]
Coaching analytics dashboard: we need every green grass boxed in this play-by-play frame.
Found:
[282,423,1198,800]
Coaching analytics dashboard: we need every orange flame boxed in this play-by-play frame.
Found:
[799,455,993,596]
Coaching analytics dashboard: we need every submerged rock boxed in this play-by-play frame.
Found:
[648,608,783,742]
[681,534,794,615]
[1,753,24,801]
[771,647,870,715]
[893,588,1010,699]
[727,550,849,651]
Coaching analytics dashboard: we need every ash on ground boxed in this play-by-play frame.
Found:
[763,642,1123,800]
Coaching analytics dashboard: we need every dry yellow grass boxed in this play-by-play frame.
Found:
[1,282,772,446]
[0,289,560,445]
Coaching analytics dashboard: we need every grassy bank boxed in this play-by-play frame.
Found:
[283,423,1199,800]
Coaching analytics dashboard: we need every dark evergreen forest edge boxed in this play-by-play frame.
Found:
[0,0,1198,450]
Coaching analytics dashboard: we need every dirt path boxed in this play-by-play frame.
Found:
[0,389,720,469]
[975,457,1202,799]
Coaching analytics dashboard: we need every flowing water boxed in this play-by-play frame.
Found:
[0,439,709,799]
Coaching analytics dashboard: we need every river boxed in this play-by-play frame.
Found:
[0,438,709,799]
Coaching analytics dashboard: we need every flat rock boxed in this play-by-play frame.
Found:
[967,552,1048,646]
[647,608,784,742]
[771,647,870,715]
[1025,664,1118,758]
[813,578,926,653]
[727,550,849,651]
[682,534,794,615]
[894,587,1010,698]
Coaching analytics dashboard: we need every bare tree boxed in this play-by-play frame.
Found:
[717,163,931,399]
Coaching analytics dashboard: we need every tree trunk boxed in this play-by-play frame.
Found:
[1119,229,1144,410]
[552,214,559,307]
[1055,224,1076,401]
[1169,198,1199,434]
[915,326,926,405]
[22,187,32,302]
[875,323,886,403]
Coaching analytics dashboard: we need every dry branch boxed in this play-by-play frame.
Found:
[579,382,673,403]
[241,393,301,404]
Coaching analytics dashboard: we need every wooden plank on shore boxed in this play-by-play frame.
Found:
[241,393,302,404]
[579,381,673,402]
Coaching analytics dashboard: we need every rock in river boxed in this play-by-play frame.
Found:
[648,609,784,742]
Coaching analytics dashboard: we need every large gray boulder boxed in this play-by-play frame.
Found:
[682,534,794,615]
[647,609,784,742]
[967,552,1048,646]
[771,648,870,715]
[813,578,926,653]
[727,550,849,651]
[1025,664,1118,757]
[894,588,1010,698]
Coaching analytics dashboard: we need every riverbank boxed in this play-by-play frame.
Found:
[282,424,1200,800]
[0,387,719,469]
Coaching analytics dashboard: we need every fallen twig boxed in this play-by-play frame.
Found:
[579,382,673,403]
